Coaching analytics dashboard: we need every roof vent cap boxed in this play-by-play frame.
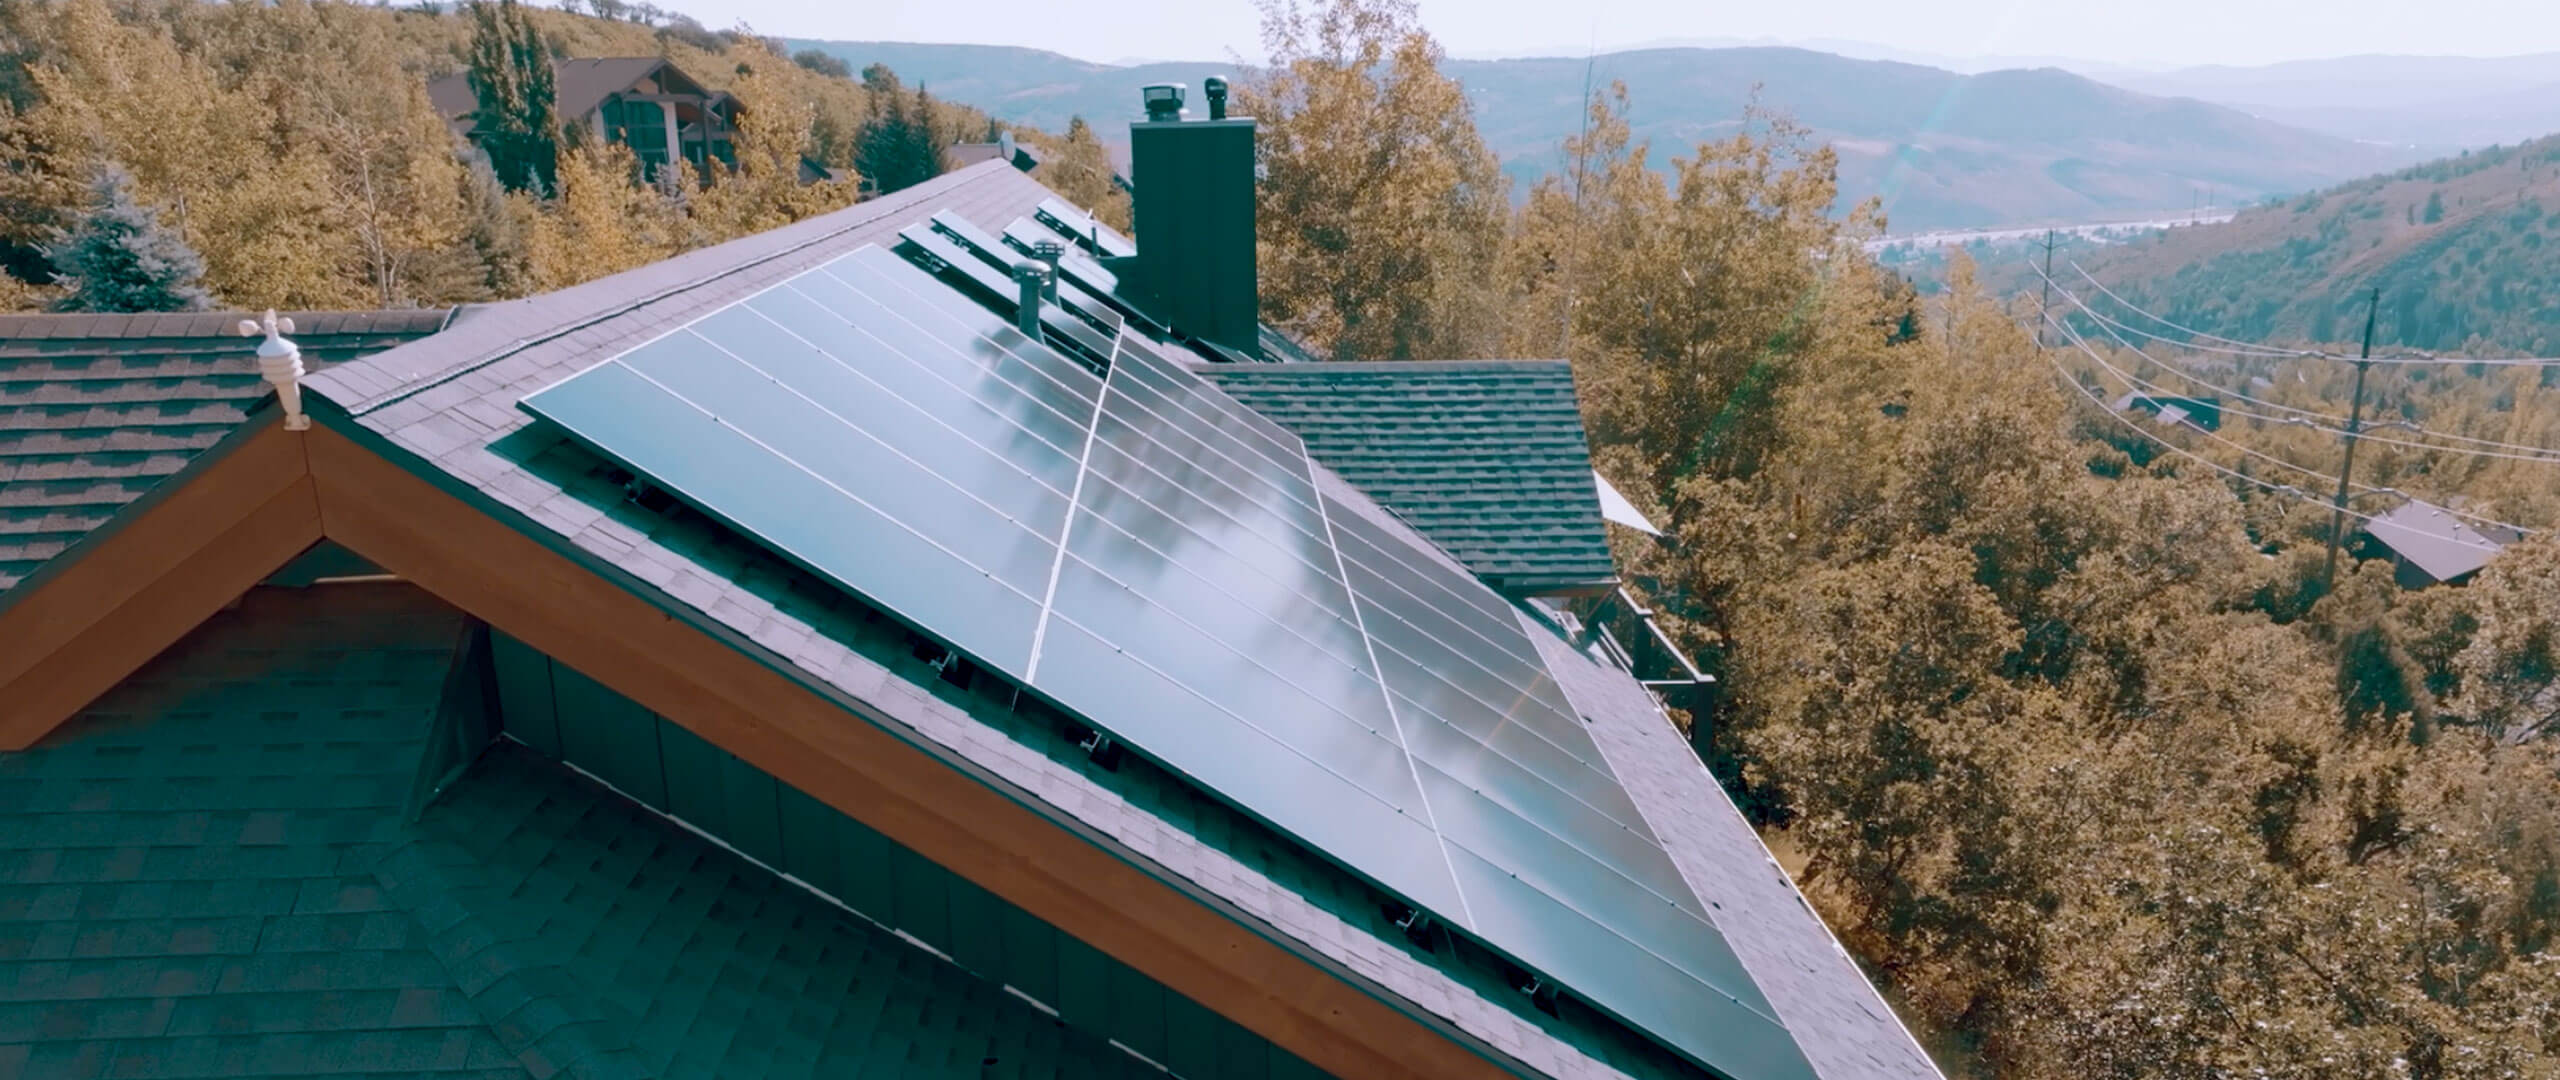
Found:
[1141,82,1185,122]
[1203,76,1229,120]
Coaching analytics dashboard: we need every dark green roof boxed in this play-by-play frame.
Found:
[2,583,1177,1079]
[0,309,451,594]
[1198,359,1617,595]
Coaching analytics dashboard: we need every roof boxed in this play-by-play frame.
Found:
[427,57,702,128]
[2364,499,2522,583]
[0,308,451,593]
[1197,359,1620,595]
[5,582,1176,1079]
[286,160,1934,1080]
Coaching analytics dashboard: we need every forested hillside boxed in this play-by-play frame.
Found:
[1240,3,2560,1075]
[2072,134,2560,355]
[0,0,1107,312]
[796,38,2417,231]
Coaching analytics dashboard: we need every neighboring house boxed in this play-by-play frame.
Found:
[948,130,1042,173]
[428,57,740,180]
[2363,498,2525,587]
[2111,390,2223,431]
[0,86,1943,1080]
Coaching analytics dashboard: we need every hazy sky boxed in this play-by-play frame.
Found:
[689,0,2560,70]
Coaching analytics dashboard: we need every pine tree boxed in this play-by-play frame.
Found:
[852,66,945,195]
[465,0,558,193]
[47,162,208,312]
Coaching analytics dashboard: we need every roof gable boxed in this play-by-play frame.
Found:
[0,308,449,594]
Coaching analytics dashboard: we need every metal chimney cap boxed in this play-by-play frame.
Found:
[1203,76,1229,120]
[1141,82,1186,122]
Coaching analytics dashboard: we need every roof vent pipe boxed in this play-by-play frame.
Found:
[1204,76,1228,121]
[238,309,307,431]
[1031,240,1064,303]
[1012,260,1050,337]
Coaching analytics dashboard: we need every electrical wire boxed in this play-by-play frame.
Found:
[2063,259,2560,367]
[2037,265,2560,463]
[2036,316,2511,554]
[2045,312,2537,540]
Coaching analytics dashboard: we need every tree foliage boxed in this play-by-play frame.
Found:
[1242,0,1508,361]
[464,0,558,193]
[1027,115,1130,232]
[853,65,946,195]
[0,0,1033,308]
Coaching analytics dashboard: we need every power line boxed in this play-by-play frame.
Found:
[2044,307,2543,540]
[2036,317,2510,555]
[2037,265,2560,463]
[2062,259,2560,367]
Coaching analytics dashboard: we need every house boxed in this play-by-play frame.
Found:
[0,82,1940,1080]
[429,57,740,180]
[2362,498,2525,587]
[948,130,1042,173]
[2110,390,2222,431]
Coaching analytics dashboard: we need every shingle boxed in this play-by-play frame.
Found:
[1198,360,1618,594]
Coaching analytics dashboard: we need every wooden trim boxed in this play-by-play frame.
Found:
[299,425,1516,1080]
[0,422,321,747]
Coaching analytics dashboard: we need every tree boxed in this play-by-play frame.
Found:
[465,0,558,193]
[1241,0,1507,361]
[694,70,854,236]
[2425,189,2447,224]
[46,162,207,312]
[853,66,944,195]
[791,47,849,80]
[1030,115,1130,231]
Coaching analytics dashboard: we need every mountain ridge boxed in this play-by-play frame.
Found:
[2067,134,2560,355]
[800,39,2419,232]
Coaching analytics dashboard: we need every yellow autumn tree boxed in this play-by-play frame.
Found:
[1241,0,1507,361]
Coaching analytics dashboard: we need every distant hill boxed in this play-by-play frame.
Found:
[2066,135,2560,355]
[2104,54,2560,152]
[795,40,2417,233]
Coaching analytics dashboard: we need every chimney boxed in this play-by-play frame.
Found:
[1117,77,1258,357]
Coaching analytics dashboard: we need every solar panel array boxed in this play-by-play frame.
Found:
[520,235,1812,1080]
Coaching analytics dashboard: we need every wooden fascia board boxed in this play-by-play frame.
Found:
[0,412,1536,1079]
[294,423,1528,1080]
[0,418,324,747]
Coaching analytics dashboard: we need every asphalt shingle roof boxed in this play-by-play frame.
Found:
[4,582,1180,1079]
[0,308,451,594]
[1198,359,1618,595]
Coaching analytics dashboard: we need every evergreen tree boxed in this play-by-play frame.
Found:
[46,162,208,312]
[2424,189,2447,224]
[851,66,945,195]
[464,0,558,193]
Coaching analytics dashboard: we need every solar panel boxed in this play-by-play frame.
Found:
[1034,196,1137,260]
[522,233,1814,1080]
[1002,218,1120,293]
[1004,215,1174,339]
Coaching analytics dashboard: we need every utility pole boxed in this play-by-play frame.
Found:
[2035,229,2057,351]
[2322,287,2382,590]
